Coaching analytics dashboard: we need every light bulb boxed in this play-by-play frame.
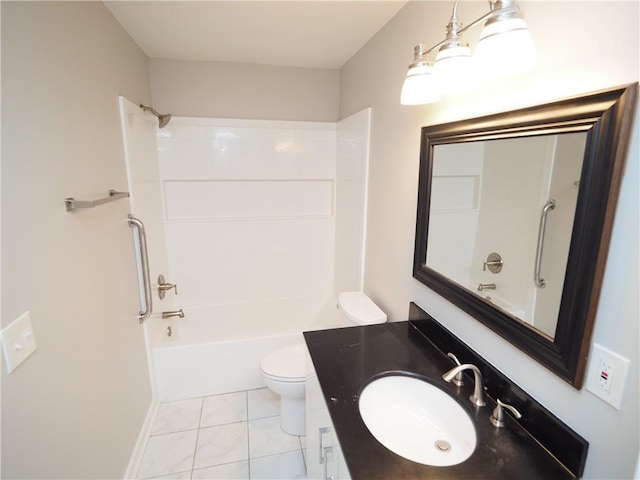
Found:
[474,17,536,77]
[401,64,441,105]
[434,45,474,93]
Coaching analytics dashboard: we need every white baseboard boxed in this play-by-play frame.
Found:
[123,399,160,480]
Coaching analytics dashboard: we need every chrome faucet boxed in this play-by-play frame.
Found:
[157,274,178,299]
[443,364,486,407]
[162,309,184,319]
[477,283,496,292]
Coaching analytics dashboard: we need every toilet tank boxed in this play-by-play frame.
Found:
[338,292,387,325]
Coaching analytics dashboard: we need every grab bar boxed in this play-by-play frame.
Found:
[534,200,556,288]
[65,190,129,212]
[128,215,152,323]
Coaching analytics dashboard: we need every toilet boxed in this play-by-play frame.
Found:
[260,292,387,435]
[260,343,309,435]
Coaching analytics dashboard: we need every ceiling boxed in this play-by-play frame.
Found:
[104,1,407,70]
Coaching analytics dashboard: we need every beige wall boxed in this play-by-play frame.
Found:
[341,1,639,479]
[1,2,153,478]
[149,58,340,121]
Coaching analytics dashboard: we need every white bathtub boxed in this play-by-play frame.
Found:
[482,293,526,320]
[151,296,343,402]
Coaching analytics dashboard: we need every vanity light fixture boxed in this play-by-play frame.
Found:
[401,0,536,105]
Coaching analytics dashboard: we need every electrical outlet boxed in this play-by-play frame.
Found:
[597,358,614,393]
[585,343,630,409]
[1,311,38,374]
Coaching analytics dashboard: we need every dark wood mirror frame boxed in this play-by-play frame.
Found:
[413,83,638,388]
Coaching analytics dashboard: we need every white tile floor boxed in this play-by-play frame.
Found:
[138,388,306,480]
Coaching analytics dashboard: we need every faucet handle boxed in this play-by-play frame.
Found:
[157,274,178,299]
[446,353,464,386]
[490,399,522,428]
[483,252,503,273]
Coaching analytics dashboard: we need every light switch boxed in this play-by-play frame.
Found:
[1,311,38,373]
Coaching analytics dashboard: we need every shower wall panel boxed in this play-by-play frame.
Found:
[427,142,483,286]
[333,108,371,294]
[157,118,336,341]
[120,97,174,355]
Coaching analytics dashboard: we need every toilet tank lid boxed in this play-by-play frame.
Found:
[338,292,387,325]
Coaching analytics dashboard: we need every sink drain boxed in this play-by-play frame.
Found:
[435,440,452,452]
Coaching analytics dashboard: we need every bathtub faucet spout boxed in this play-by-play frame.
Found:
[477,283,496,292]
[162,309,184,319]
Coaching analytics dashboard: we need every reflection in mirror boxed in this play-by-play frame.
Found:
[413,83,638,388]
[426,133,586,338]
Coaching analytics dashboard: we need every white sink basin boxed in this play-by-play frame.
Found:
[358,374,477,466]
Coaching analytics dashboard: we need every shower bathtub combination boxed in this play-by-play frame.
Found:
[120,98,372,403]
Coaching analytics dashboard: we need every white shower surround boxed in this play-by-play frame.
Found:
[128,111,371,401]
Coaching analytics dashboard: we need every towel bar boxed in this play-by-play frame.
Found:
[65,190,129,212]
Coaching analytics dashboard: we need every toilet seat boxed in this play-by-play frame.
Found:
[262,371,305,383]
[260,343,308,382]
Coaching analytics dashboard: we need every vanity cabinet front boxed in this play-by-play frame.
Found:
[306,358,351,480]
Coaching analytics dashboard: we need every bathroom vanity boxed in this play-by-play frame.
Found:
[304,304,587,479]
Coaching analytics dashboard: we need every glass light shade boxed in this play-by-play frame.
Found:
[400,64,441,105]
[474,17,536,77]
[434,45,473,93]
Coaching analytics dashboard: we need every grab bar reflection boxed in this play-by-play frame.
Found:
[534,200,556,288]
[128,215,153,323]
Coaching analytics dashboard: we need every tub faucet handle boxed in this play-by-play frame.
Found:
[158,274,178,299]
[483,252,503,273]
[490,399,522,428]
[446,353,464,386]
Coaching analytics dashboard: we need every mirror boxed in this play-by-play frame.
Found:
[413,84,638,388]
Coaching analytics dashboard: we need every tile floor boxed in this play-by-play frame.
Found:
[138,388,306,479]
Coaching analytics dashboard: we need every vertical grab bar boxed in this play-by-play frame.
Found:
[128,215,153,323]
[534,200,556,288]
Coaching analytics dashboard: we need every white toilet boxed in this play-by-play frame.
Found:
[260,292,387,435]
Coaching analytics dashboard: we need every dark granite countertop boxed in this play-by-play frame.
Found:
[304,321,576,479]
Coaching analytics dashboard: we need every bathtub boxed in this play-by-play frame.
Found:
[151,296,343,402]
[482,293,526,320]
